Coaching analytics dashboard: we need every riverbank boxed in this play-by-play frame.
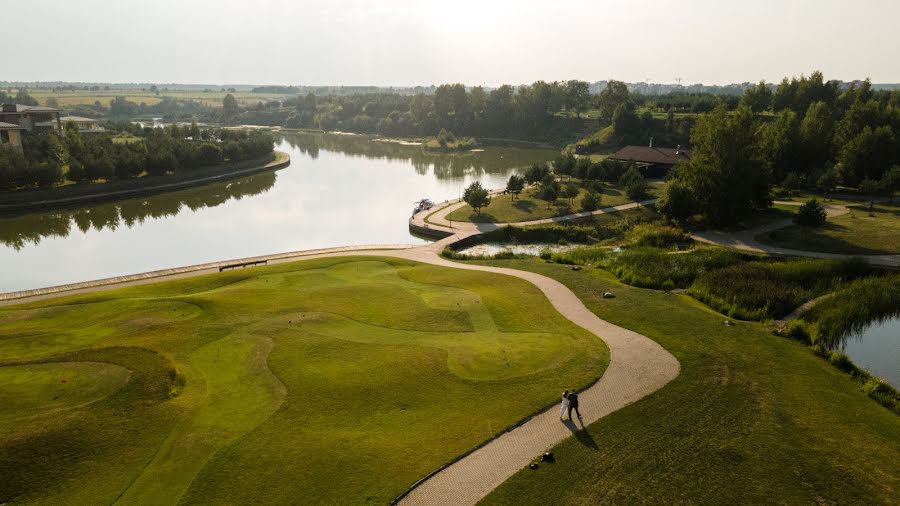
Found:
[0,151,290,214]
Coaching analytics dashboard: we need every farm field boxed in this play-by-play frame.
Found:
[26,89,292,108]
[469,258,900,504]
[0,257,607,504]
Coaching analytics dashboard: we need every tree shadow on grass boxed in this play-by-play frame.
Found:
[562,418,598,449]
[467,213,498,223]
[512,199,536,213]
[761,221,893,255]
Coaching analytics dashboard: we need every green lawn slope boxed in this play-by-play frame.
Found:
[0,257,607,504]
[475,259,899,504]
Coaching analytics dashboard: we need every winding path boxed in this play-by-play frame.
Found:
[2,205,680,506]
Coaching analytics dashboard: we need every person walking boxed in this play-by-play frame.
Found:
[567,389,581,420]
[559,389,569,420]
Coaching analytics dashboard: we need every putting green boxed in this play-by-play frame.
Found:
[0,257,608,504]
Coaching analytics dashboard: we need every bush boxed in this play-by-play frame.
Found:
[603,247,741,289]
[795,199,827,227]
[625,224,690,249]
[657,179,695,224]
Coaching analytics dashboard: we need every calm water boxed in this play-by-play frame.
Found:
[836,316,900,387]
[0,132,556,292]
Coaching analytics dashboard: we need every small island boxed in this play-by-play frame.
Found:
[423,128,477,152]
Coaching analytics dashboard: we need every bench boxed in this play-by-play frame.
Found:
[219,259,267,272]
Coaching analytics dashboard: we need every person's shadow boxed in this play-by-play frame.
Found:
[562,417,598,449]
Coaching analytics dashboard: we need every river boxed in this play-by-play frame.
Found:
[0,132,556,292]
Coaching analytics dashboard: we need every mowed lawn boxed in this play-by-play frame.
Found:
[756,204,900,255]
[445,181,665,224]
[0,257,607,504]
[473,259,900,504]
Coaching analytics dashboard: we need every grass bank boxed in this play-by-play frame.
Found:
[757,204,900,255]
[465,258,899,504]
[0,257,606,504]
[446,181,664,223]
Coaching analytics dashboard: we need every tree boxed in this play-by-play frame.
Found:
[880,166,900,204]
[816,167,839,199]
[626,174,649,202]
[858,178,880,211]
[611,101,641,143]
[506,174,525,200]
[563,80,591,117]
[741,81,773,113]
[150,85,159,96]
[538,180,559,209]
[837,126,895,185]
[14,89,38,106]
[780,172,802,195]
[524,162,550,184]
[669,105,771,225]
[657,179,695,224]
[799,101,834,171]
[581,191,601,212]
[463,181,491,215]
[597,80,630,122]
[561,182,580,206]
[795,199,827,227]
[223,94,239,121]
[759,110,800,183]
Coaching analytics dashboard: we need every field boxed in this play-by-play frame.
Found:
[0,257,607,504]
[27,89,293,109]
[446,181,665,223]
[470,258,900,504]
[757,204,900,255]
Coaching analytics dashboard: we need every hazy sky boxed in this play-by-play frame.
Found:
[6,0,899,86]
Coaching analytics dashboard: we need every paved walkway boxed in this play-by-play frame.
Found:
[2,225,680,506]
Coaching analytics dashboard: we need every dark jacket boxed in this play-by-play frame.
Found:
[568,393,579,406]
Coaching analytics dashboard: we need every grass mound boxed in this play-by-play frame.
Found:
[0,257,607,504]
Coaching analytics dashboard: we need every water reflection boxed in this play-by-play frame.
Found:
[0,172,276,250]
[278,132,551,181]
[0,131,556,291]
[831,315,900,387]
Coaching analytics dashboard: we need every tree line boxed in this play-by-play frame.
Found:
[0,124,274,191]
[657,72,900,226]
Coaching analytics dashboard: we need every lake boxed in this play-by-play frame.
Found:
[0,132,556,292]
[836,316,900,388]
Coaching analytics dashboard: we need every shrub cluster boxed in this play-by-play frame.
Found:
[600,247,740,289]
[688,257,870,320]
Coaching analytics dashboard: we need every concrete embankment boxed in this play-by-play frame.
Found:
[0,151,291,214]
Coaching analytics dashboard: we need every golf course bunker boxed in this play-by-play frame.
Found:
[0,256,609,505]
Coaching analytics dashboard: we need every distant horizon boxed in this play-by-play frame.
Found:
[5,0,899,85]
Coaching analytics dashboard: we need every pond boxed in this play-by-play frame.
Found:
[0,132,556,292]
[834,316,900,388]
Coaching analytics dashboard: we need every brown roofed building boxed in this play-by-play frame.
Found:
[610,142,692,178]
[0,104,62,133]
[0,121,25,153]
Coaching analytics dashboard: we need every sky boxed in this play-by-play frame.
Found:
[6,0,900,86]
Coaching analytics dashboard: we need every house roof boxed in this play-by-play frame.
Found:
[0,121,24,129]
[610,145,692,166]
[0,104,62,114]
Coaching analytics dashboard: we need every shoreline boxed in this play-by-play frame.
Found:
[0,151,290,215]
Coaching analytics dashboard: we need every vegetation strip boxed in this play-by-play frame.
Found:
[0,152,289,213]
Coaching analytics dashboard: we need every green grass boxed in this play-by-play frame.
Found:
[447,181,664,223]
[757,204,900,255]
[466,258,900,504]
[0,257,607,504]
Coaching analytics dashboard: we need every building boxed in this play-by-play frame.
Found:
[56,116,105,133]
[609,141,692,178]
[0,122,25,153]
[0,104,62,133]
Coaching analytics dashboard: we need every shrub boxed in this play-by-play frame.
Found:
[625,224,690,249]
[795,199,827,227]
[657,179,695,224]
[600,247,740,289]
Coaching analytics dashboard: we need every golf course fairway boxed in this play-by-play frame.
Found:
[0,257,608,504]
